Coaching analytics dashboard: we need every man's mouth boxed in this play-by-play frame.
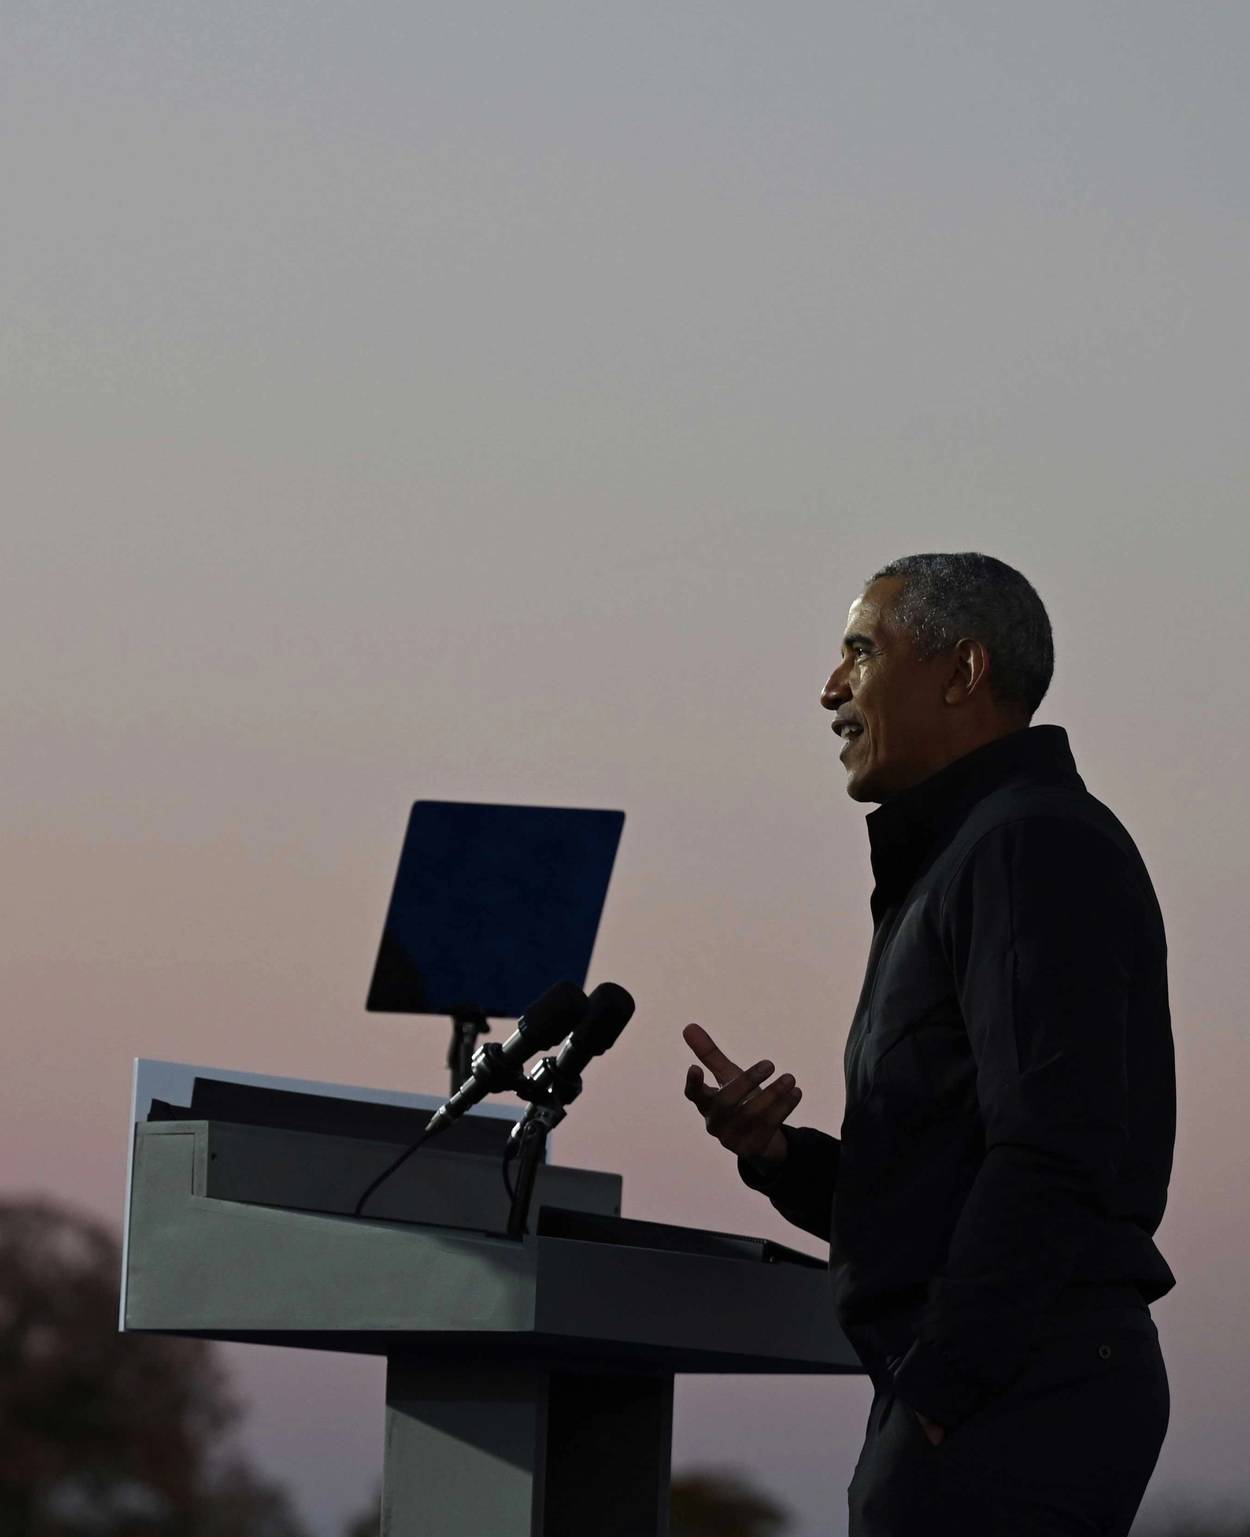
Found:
[838,726,864,760]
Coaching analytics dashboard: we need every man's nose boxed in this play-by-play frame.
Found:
[821,670,847,712]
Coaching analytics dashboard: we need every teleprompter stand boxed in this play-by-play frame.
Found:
[447,1001,491,1099]
[122,1067,864,1537]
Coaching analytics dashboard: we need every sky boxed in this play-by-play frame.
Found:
[4,3,1250,1533]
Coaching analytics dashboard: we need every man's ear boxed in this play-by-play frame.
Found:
[943,638,990,704]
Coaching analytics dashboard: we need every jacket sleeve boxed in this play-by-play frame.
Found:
[736,1124,841,1241]
[890,815,1137,1428]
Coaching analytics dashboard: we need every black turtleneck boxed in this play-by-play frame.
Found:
[739,723,1176,1428]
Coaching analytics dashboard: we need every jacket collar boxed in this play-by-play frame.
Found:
[864,724,1082,913]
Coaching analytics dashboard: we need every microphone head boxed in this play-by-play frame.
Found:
[517,979,589,1050]
[572,981,635,1056]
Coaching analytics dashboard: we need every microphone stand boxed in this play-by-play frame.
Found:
[505,1058,582,1239]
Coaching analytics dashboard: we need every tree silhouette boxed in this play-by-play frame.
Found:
[669,1467,792,1537]
[7,1195,1243,1537]
[340,1466,793,1536]
[0,1195,310,1537]
[340,1487,379,1537]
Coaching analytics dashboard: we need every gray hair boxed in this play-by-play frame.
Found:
[865,552,1054,719]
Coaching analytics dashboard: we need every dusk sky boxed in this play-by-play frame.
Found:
[5,5,1250,1533]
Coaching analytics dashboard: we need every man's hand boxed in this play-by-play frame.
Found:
[682,1022,803,1167]
[913,1408,946,1447]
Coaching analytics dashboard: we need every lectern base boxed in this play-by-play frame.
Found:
[384,1359,673,1537]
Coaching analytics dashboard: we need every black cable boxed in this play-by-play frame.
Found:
[353,1124,434,1217]
[502,1140,518,1202]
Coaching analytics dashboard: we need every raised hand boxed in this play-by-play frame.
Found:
[682,1021,803,1168]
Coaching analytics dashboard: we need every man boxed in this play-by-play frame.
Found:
[683,552,1174,1536]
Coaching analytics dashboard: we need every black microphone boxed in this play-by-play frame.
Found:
[352,978,587,1216]
[508,981,635,1144]
[423,978,588,1140]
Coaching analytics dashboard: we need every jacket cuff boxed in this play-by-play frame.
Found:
[736,1125,803,1195]
[888,1335,990,1430]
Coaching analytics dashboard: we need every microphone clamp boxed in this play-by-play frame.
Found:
[521,1054,584,1107]
[507,1056,582,1145]
[466,1040,532,1094]
[425,1041,531,1137]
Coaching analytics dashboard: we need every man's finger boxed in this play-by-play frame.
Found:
[704,1060,779,1132]
[684,1064,711,1106]
[735,1088,803,1158]
[731,1071,801,1136]
[722,1059,776,1098]
[704,1059,775,1116]
[706,1069,797,1141]
[683,1022,743,1087]
[685,1063,726,1113]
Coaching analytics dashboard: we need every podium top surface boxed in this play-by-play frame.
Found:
[122,1072,858,1378]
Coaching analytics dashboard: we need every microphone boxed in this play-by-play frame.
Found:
[508,981,635,1144]
[423,978,588,1141]
[352,978,587,1216]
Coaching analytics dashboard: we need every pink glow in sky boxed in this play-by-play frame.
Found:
[5,6,1250,1534]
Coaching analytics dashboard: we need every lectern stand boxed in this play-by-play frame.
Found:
[122,1068,863,1536]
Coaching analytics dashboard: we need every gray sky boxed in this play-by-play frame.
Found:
[5,5,1250,1533]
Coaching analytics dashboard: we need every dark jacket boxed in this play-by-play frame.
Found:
[739,724,1176,1427]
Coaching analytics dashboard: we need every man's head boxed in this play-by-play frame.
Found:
[821,552,1054,804]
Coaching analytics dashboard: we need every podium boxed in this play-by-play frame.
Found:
[121,1066,864,1537]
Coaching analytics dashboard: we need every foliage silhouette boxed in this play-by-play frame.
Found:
[7,1195,1243,1537]
[340,1487,379,1537]
[0,1196,310,1537]
[669,1466,792,1536]
[340,1466,793,1536]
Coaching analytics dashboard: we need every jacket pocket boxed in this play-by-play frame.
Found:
[1011,1315,1159,1404]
